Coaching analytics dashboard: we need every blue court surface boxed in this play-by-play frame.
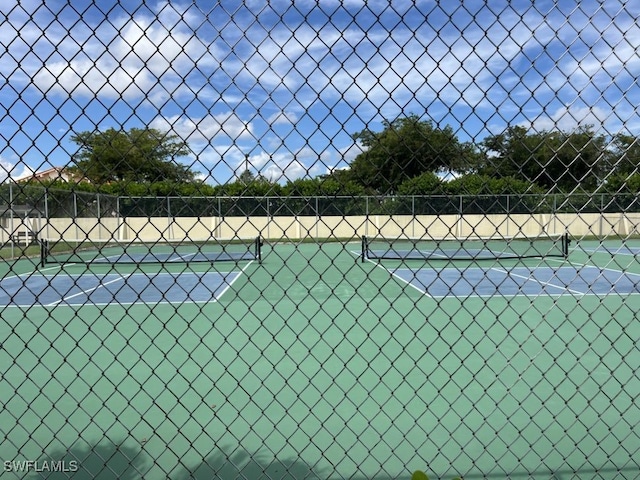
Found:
[391,265,640,297]
[0,271,241,307]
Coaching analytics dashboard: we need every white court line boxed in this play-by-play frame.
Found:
[6,265,244,308]
[353,250,640,298]
[547,256,640,295]
[489,266,585,296]
[361,255,433,298]
[2,263,65,280]
[213,261,254,302]
[390,265,594,298]
[47,271,245,306]
[169,252,198,262]
[350,248,431,295]
[2,271,248,307]
[547,255,640,277]
[356,249,536,298]
[45,273,133,307]
[387,266,433,298]
[574,245,640,256]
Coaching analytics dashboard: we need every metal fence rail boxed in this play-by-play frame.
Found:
[5,183,640,218]
[2,2,640,479]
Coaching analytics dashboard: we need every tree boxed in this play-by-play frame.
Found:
[283,175,367,197]
[347,115,479,193]
[601,172,640,193]
[396,171,443,195]
[481,126,609,192]
[214,170,281,196]
[609,134,640,177]
[480,126,537,179]
[443,174,541,196]
[69,127,195,184]
[598,135,640,193]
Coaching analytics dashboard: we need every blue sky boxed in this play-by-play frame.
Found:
[1,0,639,184]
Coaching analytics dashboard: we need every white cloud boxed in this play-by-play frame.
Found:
[0,159,34,183]
[15,4,215,102]
[529,105,613,133]
[3,0,640,178]
[0,159,15,182]
[260,156,316,183]
[267,110,299,126]
[7,0,639,120]
[150,112,255,145]
[4,3,535,113]
[237,147,325,183]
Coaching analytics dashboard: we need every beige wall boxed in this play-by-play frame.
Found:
[5,212,634,244]
[37,218,122,242]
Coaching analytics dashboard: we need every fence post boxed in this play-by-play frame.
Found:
[457,195,463,237]
[97,192,101,241]
[365,196,369,237]
[167,196,172,240]
[117,196,122,241]
[9,183,14,256]
[412,195,415,238]
[73,191,78,239]
[506,194,510,237]
[44,187,49,241]
[600,193,604,237]
[554,194,558,234]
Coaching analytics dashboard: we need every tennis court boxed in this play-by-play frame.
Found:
[388,265,640,297]
[0,271,245,306]
[1,237,639,479]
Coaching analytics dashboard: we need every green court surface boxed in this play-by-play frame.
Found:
[1,240,639,479]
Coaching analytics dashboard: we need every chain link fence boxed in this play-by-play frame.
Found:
[2,1,640,479]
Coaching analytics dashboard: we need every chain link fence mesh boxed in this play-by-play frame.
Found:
[1,1,640,479]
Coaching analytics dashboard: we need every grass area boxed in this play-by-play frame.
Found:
[0,242,40,260]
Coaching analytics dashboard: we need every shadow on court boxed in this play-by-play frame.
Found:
[27,441,327,480]
[26,440,639,479]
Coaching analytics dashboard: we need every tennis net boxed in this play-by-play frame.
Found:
[40,236,263,265]
[361,232,570,261]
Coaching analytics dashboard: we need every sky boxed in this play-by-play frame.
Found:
[1,0,639,184]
